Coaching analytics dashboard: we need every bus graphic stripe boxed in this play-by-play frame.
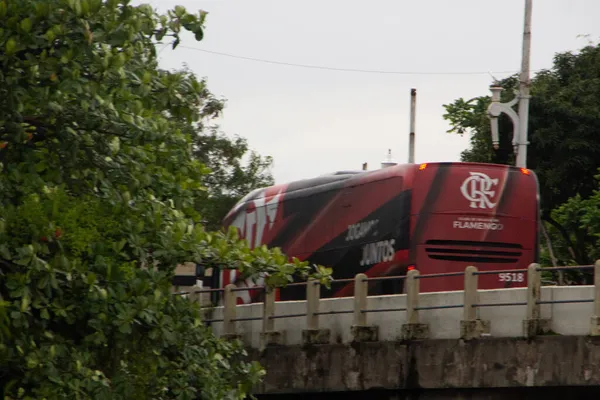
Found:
[283,179,404,262]
[332,249,410,298]
[481,167,511,244]
[409,166,451,261]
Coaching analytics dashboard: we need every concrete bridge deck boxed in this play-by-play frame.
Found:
[248,336,600,397]
[179,262,600,397]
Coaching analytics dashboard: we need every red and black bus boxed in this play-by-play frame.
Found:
[218,161,540,304]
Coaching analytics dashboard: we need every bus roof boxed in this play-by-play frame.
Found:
[222,162,538,225]
[235,162,531,203]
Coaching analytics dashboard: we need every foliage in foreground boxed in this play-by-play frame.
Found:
[0,1,329,398]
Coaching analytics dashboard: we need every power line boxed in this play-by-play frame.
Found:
[179,45,541,76]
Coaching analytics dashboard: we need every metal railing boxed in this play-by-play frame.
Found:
[181,260,600,343]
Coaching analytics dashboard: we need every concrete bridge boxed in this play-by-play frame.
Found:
[180,261,600,398]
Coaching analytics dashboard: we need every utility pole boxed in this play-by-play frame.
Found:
[516,0,532,168]
[408,88,416,164]
[487,0,532,168]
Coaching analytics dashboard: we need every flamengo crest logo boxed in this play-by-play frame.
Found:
[460,172,499,209]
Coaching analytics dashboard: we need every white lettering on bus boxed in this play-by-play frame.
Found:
[346,219,379,242]
[452,220,504,231]
[499,273,524,282]
[230,190,282,249]
[359,239,396,266]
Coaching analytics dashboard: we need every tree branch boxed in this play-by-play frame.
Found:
[542,213,581,263]
[541,221,564,285]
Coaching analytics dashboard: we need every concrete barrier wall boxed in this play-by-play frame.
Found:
[207,285,595,348]
[550,285,594,334]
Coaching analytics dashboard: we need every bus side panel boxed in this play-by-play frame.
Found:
[222,174,414,303]
[305,190,412,300]
[279,178,412,301]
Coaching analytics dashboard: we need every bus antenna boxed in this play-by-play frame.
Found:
[381,149,397,169]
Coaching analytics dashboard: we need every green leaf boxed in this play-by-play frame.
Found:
[109,136,120,153]
[37,274,49,289]
[45,30,55,43]
[0,244,12,260]
[81,0,90,15]
[20,296,30,312]
[5,37,17,55]
[118,323,131,334]
[20,18,32,33]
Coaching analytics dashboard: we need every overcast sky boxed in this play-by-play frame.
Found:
[138,0,600,184]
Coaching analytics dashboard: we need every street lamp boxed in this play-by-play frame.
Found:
[487,85,520,153]
[487,0,532,169]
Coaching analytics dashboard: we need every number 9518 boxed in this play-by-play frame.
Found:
[498,272,524,282]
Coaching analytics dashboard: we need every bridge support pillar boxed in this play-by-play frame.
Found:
[523,318,551,337]
[222,333,242,341]
[351,325,379,342]
[461,266,490,340]
[402,269,430,340]
[590,317,600,336]
[590,260,600,336]
[261,288,285,348]
[351,273,379,342]
[460,319,491,340]
[222,284,241,341]
[402,323,429,340]
[303,278,330,345]
[302,329,331,345]
[260,331,286,349]
[523,263,551,338]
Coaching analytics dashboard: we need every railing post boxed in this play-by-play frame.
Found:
[460,266,490,340]
[351,273,379,342]
[261,287,285,348]
[306,278,319,330]
[302,278,330,345]
[463,266,478,322]
[406,269,420,324]
[526,263,541,319]
[590,260,600,336]
[402,269,429,340]
[523,263,550,337]
[191,288,202,305]
[353,273,368,327]
[263,288,275,332]
[190,288,210,322]
[222,284,239,340]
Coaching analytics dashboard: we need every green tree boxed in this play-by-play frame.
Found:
[443,44,600,266]
[165,65,275,232]
[539,169,600,283]
[194,128,274,232]
[443,75,519,166]
[0,1,329,398]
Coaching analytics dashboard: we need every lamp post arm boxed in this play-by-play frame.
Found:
[487,87,520,150]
